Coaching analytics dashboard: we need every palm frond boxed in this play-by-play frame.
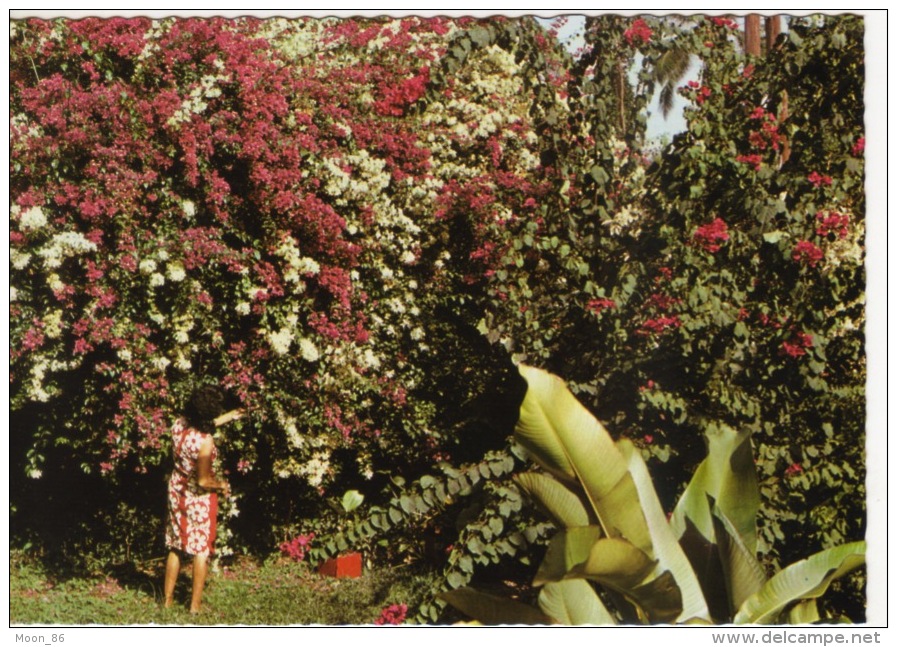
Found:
[654,47,693,118]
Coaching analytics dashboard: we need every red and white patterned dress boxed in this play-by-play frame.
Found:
[166,419,218,556]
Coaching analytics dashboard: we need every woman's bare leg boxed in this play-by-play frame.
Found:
[163,551,180,608]
[190,553,209,613]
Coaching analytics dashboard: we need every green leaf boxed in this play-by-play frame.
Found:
[469,26,493,47]
[763,231,788,243]
[711,504,767,617]
[514,366,655,558]
[589,164,610,186]
[533,526,602,586]
[341,489,364,513]
[569,537,656,592]
[514,472,594,528]
[441,587,556,625]
[788,599,820,624]
[734,541,865,624]
[619,440,710,623]
[388,506,403,524]
[538,579,617,625]
[670,423,759,554]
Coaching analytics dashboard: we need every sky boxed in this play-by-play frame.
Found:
[539,15,697,142]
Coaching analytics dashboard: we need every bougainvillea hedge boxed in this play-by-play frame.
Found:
[10,15,865,594]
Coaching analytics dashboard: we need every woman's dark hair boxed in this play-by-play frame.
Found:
[185,385,226,433]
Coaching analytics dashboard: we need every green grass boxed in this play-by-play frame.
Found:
[10,550,440,625]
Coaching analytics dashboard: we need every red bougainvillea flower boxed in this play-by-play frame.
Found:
[852,136,865,157]
[587,297,616,314]
[696,85,712,105]
[693,217,730,253]
[749,106,770,120]
[781,331,814,358]
[807,171,833,187]
[710,16,738,29]
[623,18,653,46]
[736,154,763,171]
[637,315,681,336]
[784,462,804,476]
[792,240,824,267]
[815,211,850,240]
[374,603,408,625]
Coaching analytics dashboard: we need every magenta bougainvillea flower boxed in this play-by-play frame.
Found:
[587,297,616,314]
[623,18,653,46]
[693,217,730,253]
[637,315,682,336]
[807,171,833,187]
[781,331,814,358]
[792,240,824,267]
[815,211,850,240]
[736,153,763,171]
[280,534,315,562]
[374,603,408,625]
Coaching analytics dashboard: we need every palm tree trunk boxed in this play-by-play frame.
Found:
[744,15,762,56]
[765,16,782,51]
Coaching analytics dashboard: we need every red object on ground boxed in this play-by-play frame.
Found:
[318,552,363,578]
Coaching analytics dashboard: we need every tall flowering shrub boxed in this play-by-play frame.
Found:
[9,16,559,558]
[439,14,865,602]
[632,15,866,571]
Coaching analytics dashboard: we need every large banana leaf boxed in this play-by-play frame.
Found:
[538,579,617,625]
[567,536,656,589]
[670,423,759,553]
[670,422,759,621]
[514,472,596,528]
[734,541,866,624]
[567,536,682,623]
[514,365,655,557]
[440,587,557,625]
[670,424,758,548]
[787,600,821,624]
[533,526,602,586]
[619,439,711,623]
[711,502,767,618]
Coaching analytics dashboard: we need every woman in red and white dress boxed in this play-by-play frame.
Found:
[163,385,243,613]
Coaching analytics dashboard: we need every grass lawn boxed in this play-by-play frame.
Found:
[10,550,439,626]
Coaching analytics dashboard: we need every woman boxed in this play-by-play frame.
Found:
[163,385,243,613]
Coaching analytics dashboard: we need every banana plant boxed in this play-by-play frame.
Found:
[442,365,865,624]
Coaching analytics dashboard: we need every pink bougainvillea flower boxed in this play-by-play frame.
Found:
[586,297,616,314]
[851,136,865,157]
[781,331,814,358]
[784,462,804,476]
[279,533,315,562]
[736,154,763,171]
[693,217,730,253]
[815,211,850,240]
[749,106,769,120]
[807,171,833,187]
[693,85,712,105]
[623,18,653,46]
[374,603,408,625]
[710,16,738,29]
[637,315,681,336]
[792,240,824,267]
